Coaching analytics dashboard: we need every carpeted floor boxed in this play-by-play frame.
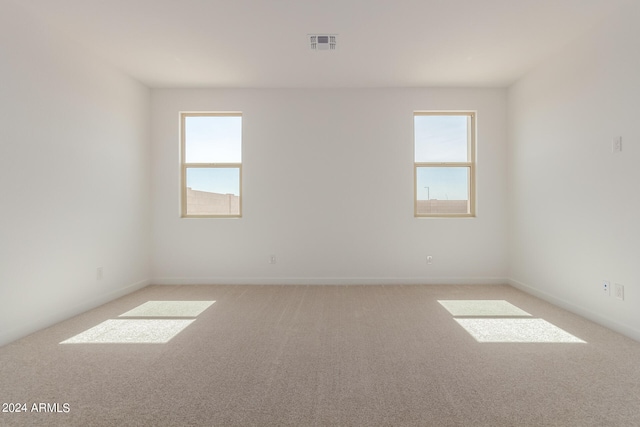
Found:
[1,284,639,426]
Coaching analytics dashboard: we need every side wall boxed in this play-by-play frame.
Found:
[0,2,152,346]
[508,3,640,340]
[151,88,508,285]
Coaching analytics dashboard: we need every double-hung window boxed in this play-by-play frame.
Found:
[180,112,242,218]
[414,111,476,217]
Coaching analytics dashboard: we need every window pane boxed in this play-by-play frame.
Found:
[185,115,241,163]
[416,167,469,214]
[186,168,240,216]
[415,115,469,162]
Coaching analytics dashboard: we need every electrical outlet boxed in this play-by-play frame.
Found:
[96,267,103,281]
[603,280,610,296]
[612,136,622,153]
[269,255,277,264]
[614,283,624,300]
[426,256,433,265]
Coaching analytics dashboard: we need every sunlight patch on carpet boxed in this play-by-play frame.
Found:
[60,319,195,344]
[60,299,216,344]
[438,300,531,317]
[119,301,215,318]
[455,318,585,343]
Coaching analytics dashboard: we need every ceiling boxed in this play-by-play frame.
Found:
[16,0,631,89]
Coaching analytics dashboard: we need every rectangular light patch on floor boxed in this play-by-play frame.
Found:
[60,319,195,344]
[455,318,585,343]
[119,301,215,318]
[438,300,532,317]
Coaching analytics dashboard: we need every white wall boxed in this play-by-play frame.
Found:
[152,88,508,284]
[0,2,151,346]
[508,3,640,340]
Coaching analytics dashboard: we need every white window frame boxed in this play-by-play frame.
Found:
[180,112,242,218]
[414,111,476,218]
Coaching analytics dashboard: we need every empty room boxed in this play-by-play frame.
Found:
[1,0,639,425]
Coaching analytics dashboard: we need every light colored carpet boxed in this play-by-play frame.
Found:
[1,284,639,426]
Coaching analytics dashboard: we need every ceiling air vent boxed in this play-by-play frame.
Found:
[309,34,337,51]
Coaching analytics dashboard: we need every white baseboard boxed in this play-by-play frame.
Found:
[152,276,509,286]
[509,278,640,342]
[0,279,150,347]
